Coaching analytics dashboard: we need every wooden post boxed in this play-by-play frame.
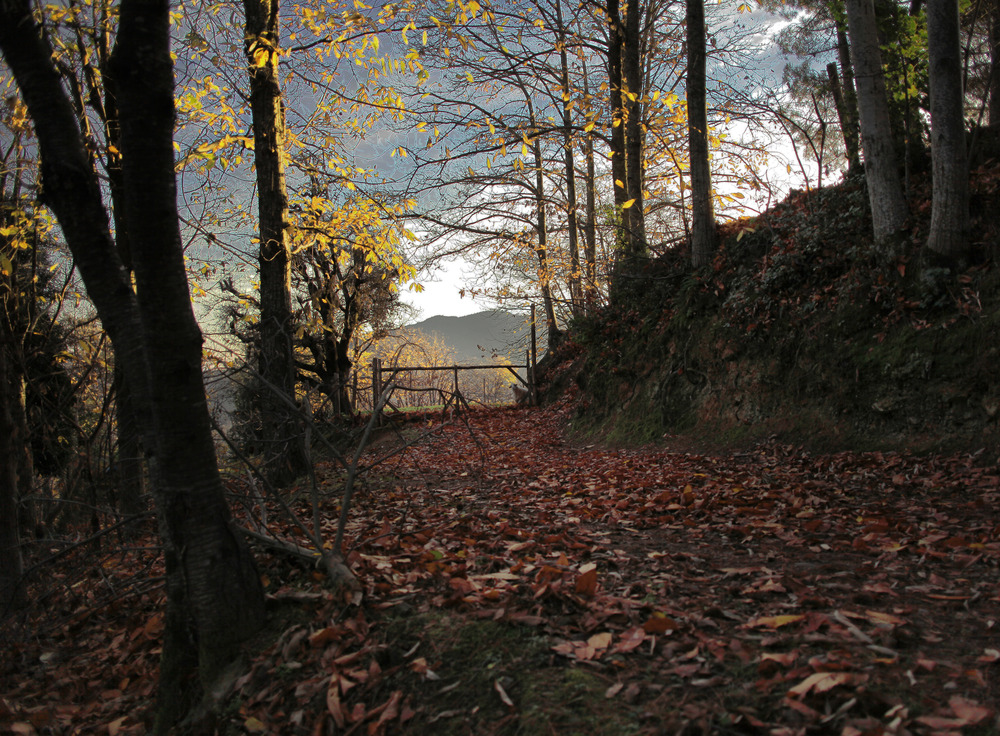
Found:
[530,305,538,406]
[524,350,535,406]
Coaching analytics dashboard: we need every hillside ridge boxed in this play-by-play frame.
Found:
[405,309,540,364]
[540,170,1000,455]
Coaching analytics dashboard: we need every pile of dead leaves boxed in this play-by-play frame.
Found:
[2,402,998,735]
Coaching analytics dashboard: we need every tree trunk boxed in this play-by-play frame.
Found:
[990,0,1000,128]
[926,0,970,262]
[0,321,26,612]
[532,139,560,346]
[607,0,629,252]
[101,44,145,517]
[623,0,648,256]
[834,19,863,176]
[113,365,145,516]
[244,0,308,486]
[556,0,583,315]
[827,62,863,175]
[0,0,266,729]
[687,0,716,267]
[844,0,909,242]
[580,54,599,310]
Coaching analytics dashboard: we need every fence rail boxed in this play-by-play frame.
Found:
[371,353,536,418]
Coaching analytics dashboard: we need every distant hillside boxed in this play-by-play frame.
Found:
[405,310,542,364]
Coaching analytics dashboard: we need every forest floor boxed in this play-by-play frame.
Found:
[2,401,999,735]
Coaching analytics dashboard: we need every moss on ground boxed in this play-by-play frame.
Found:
[371,610,646,735]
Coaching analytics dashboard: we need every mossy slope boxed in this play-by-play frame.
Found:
[547,170,1000,454]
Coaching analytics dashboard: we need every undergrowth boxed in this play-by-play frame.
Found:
[549,168,1000,454]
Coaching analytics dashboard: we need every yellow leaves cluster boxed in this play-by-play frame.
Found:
[291,193,417,288]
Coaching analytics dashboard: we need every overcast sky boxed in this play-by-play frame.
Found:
[400,258,487,318]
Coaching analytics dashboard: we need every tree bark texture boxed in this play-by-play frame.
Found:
[580,54,599,310]
[244,0,308,486]
[606,0,629,252]
[834,21,863,176]
[556,0,583,315]
[0,319,26,611]
[687,0,716,268]
[532,140,559,346]
[926,0,970,261]
[827,62,862,175]
[100,47,145,517]
[844,0,909,242]
[991,0,1000,128]
[623,0,648,255]
[0,0,265,728]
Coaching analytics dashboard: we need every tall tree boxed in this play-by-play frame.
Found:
[0,0,265,730]
[0,277,25,611]
[623,0,649,256]
[607,0,631,251]
[991,0,1000,128]
[687,0,715,267]
[926,0,970,261]
[827,61,862,174]
[844,0,909,241]
[52,0,146,515]
[243,0,309,485]
[556,0,584,314]
[605,0,651,262]
[834,17,863,174]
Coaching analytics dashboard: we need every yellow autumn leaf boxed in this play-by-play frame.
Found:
[749,614,806,629]
[622,198,636,209]
[252,46,270,67]
[244,716,267,733]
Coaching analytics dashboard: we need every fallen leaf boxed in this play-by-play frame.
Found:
[494,679,514,707]
[863,610,906,626]
[308,626,341,648]
[243,716,267,733]
[587,632,613,652]
[948,696,991,725]
[575,564,598,596]
[749,614,806,629]
[612,627,646,654]
[979,648,1000,663]
[761,651,798,665]
[327,674,346,728]
[643,612,680,633]
[788,671,854,697]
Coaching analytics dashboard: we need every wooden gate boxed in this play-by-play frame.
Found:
[371,354,536,417]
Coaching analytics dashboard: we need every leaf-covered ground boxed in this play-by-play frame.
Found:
[2,402,999,735]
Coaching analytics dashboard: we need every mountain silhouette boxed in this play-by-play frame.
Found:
[405,310,542,364]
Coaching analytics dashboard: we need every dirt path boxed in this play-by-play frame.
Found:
[2,403,998,735]
[330,404,1000,735]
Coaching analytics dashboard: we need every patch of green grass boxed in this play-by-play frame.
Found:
[519,666,643,736]
[372,610,646,735]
